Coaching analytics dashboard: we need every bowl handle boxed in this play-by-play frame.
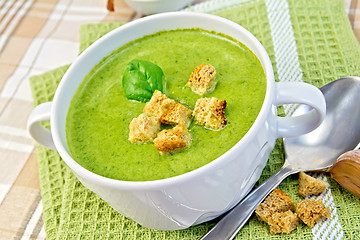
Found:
[27,102,56,150]
[275,82,326,138]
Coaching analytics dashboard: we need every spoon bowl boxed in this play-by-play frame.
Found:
[284,76,360,171]
[201,76,360,240]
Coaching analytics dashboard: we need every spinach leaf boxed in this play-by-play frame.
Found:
[122,60,164,102]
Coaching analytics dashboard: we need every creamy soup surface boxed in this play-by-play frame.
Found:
[66,28,266,181]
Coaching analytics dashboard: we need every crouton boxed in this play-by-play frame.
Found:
[255,189,296,223]
[128,113,160,143]
[153,124,192,154]
[298,172,327,197]
[193,97,227,130]
[267,210,299,234]
[296,199,331,227]
[186,63,217,95]
[160,103,193,127]
[143,90,176,118]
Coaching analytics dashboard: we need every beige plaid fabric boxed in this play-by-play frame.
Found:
[0,0,358,239]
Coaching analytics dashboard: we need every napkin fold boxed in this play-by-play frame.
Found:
[30,0,360,239]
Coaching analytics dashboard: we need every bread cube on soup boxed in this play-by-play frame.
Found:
[160,103,193,127]
[298,172,327,197]
[186,63,217,95]
[296,199,331,227]
[128,113,160,143]
[154,124,192,154]
[193,97,227,130]
[143,90,176,119]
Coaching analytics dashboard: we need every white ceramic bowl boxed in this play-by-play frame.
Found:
[125,0,196,15]
[27,12,325,230]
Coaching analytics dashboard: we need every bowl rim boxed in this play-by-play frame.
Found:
[51,11,275,190]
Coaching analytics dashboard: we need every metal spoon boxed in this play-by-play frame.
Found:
[201,76,360,240]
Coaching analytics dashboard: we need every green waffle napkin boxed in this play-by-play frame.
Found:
[30,0,360,239]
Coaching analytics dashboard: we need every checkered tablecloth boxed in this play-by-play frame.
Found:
[0,0,358,239]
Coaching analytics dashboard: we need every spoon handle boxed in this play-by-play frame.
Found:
[200,166,297,240]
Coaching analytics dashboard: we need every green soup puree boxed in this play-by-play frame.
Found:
[66,29,266,181]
